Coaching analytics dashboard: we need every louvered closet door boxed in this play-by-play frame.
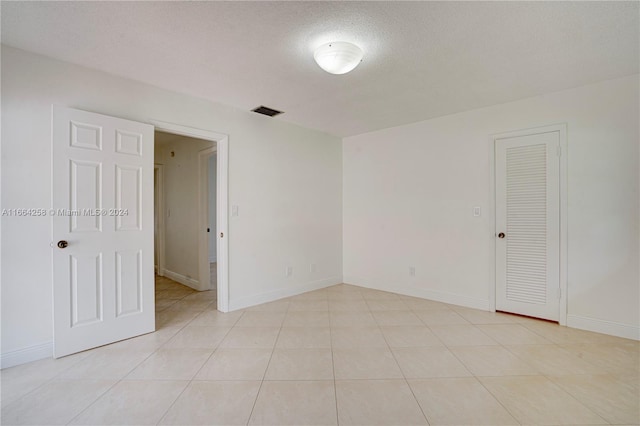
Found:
[495,130,560,321]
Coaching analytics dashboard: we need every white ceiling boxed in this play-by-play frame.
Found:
[2,1,638,137]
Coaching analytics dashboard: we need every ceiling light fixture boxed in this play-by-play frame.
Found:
[313,41,363,75]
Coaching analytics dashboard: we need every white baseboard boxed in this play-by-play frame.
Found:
[567,314,640,341]
[1,341,52,369]
[162,269,201,291]
[343,275,491,311]
[228,276,342,311]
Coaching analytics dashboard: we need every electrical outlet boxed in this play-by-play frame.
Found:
[409,266,416,277]
[285,266,293,277]
[310,263,316,273]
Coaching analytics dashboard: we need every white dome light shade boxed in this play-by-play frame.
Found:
[313,41,363,75]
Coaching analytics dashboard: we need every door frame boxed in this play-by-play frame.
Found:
[488,123,568,325]
[197,145,217,291]
[151,120,230,312]
[154,164,166,276]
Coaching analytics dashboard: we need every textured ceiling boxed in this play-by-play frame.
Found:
[2,1,638,137]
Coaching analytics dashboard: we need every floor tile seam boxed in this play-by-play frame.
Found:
[471,373,524,426]
[557,343,636,374]
[245,325,283,425]
[3,342,151,417]
[117,377,214,381]
[156,292,203,330]
[286,307,330,313]
[478,324,557,346]
[153,378,194,425]
[242,378,337,383]
[281,325,331,329]
[0,373,79,419]
[327,319,340,426]
[411,307,472,327]
[539,373,618,424]
[62,376,124,426]
[155,299,179,313]
[187,378,270,383]
[187,325,235,382]
[442,341,478,379]
[518,320,567,343]
[499,342,571,376]
[156,316,201,345]
[214,309,247,332]
[425,330,543,377]
[371,306,431,426]
[7,349,96,405]
[106,339,170,384]
[421,323,449,347]
[466,322,504,344]
[464,370,542,378]
[477,374,611,424]
[413,313,470,328]
[524,320,628,346]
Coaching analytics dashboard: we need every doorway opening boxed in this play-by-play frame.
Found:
[152,122,229,319]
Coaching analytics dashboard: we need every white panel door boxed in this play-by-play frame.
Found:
[495,130,560,321]
[52,106,154,357]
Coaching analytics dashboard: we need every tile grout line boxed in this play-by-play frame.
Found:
[539,372,610,424]
[151,287,211,425]
[244,314,284,425]
[66,280,212,425]
[1,352,91,417]
[59,377,117,426]
[445,339,523,426]
[472,373,524,426]
[63,282,200,425]
[327,307,340,426]
[370,300,432,426]
[154,309,238,425]
[62,377,127,425]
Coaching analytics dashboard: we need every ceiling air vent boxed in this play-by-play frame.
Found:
[251,105,283,117]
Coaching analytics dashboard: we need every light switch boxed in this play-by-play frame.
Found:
[232,205,239,217]
[473,207,481,217]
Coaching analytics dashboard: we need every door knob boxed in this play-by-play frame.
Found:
[57,240,68,249]
[498,233,505,239]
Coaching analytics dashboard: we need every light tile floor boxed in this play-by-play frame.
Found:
[2,278,638,425]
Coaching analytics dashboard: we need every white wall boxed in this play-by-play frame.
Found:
[209,154,217,263]
[156,138,214,288]
[1,46,343,366]
[343,75,639,340]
